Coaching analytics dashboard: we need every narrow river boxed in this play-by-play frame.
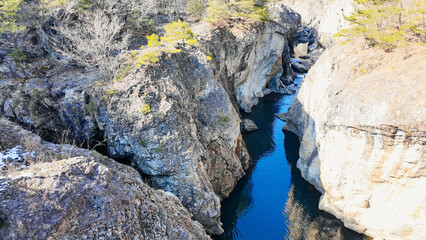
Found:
[214,76,364,240]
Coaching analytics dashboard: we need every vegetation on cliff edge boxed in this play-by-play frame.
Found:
[336,0,426,50]
[186,0,270,23]
[136,20,199,67]
[0,0,25,33]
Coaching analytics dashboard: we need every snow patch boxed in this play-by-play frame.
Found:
[0,145,35,168]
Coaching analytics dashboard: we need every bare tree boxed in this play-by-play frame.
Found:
[57,0,132,80]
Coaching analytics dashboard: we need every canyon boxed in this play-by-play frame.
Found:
[0,0,424,239]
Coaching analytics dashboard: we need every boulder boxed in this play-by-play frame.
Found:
[291,61,310,73]
[276,112,289,122]
[268,74,295,94]
[294,42,308,58]
[280,74,294,85]
[242,119,258,132]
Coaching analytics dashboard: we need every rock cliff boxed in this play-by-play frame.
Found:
[0,47,245,234]
[0,3,300,235]
[194,4,300,112]
[284,41,426,239]
[0,118,210,240]
[284,0,353,48]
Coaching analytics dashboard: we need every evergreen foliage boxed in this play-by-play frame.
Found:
[136,20,198,67]
[41,0,70,8]
[8,49,26,61]
[0,0,25,33]
[205,0,270,23]
[187,0,206,20]
[337,0,426,50]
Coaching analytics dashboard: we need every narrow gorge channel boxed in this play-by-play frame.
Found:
[1,0,423,239]
[215,76,365,240]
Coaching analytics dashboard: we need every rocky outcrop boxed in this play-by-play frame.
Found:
[0,3,301,235]
[242,119,258,132]
[0,118,210,240]
[193,4,300,112]
[284,42,426,239]
[0,47,249,234]
[93,50,251,234]
[276,112,289,122]
[283,0,353,48]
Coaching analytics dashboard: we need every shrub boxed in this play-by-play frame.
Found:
[154,146,163,153]
[31,88,45,99]
[8,49,26,62]
[336,0,426,50]
[205,0,270,23]
[141,104,151,114]
[0,0,25,33]
[187,0,206,20]
[113,64,132,82]
[57,0,131,80]
[217,116,229,125]
[139,140,147,147]
[136,20,198,67]
[128,16,154,34]
[41,0,70,8]
[87,101,96,115]
[161,20,199,46]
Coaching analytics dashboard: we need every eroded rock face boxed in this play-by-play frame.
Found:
[283,0,353,48]
[0,49,249,234]
[193,4,300,112]
[284,42,426,239]
[93,51,250,234]
[0,4,300,235]
[0,118,210,240]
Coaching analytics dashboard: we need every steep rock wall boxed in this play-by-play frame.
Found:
[193,4,300,112]
[284,42,426,239]
[283,0,353,48]
[0,49,246,234]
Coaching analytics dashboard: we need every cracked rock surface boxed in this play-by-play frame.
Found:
[284,41,426,239]
[0,118,210,240]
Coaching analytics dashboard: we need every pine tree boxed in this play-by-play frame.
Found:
[136,20,199,67]
[187,0,206,20]
[0,0,25,33]
[205,0,270,23]
[336,0,426,50]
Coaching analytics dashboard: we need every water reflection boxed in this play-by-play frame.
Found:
[283,130,365,240]
[215,77,365,240]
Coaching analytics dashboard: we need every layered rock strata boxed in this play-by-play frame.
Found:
[284,42,426,239]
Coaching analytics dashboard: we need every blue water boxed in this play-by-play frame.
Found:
[215,76,364,240]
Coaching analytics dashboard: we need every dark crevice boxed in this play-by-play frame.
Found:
[7,116,155,185]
